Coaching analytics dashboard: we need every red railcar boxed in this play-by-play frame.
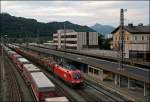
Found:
[30,72,56,102]
[16,57,31,71]
[22,63,41,83]
[45,97,69,102]
[8,51,17,59]
[12,54,22,64]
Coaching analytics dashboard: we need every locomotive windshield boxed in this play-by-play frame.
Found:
[59,62,77,70]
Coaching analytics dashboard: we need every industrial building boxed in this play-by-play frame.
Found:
[112,23,150,60]
[53,29,98,50]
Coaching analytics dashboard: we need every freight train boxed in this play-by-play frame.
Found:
[8,44,84,87]
[3,45,69,102]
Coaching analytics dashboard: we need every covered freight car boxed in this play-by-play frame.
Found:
[8,51,17,59]
[16,58,30,71]
[23,63,41,83]
[12,54,22,64]
[30,72,56,102]
[45,97,69,102]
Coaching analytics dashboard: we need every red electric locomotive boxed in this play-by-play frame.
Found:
[53,62,84,86]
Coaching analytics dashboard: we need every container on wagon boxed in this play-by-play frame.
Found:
[8,51,17,56]
[45,96,69,102]
[30,72,56,102]
[23,63,41,83]
[12,54,22,63]
[16,58,30,71]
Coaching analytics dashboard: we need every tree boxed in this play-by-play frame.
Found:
[103,38,112,50]
[98,33,112,50]
[98,34,105,49]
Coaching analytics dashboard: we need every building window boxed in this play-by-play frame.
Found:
[142,36,144,40]
[147,36,149,40]
[119,36,122,41]
[53,40,58,43]
[89,67,93,73]
[115,36,117,40]
[135,36,137,40]
[53,36,58,38]
[61,41,77,44]
[66,46,77,49]
[61,35,77,38]
[127,36,129,40]
[94,69,99,75]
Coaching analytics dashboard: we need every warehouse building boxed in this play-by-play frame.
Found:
[53,29,98,50]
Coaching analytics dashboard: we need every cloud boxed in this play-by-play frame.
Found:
[1,1,149,27]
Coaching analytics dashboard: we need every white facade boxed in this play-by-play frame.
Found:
[53,29,98,50]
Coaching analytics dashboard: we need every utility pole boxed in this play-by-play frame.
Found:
[119,8,125,70]
[118,8,127,87]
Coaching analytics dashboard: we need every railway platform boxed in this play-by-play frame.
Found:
[85,74,150,102]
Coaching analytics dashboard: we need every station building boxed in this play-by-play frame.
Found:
[112,23,150,60]
[53,29,98,50]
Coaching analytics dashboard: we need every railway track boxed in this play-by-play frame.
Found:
[4,55,22,102]
[85,81,127,102]
[76,89,101,102]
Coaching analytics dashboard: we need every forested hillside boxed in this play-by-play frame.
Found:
[0,13,95,38]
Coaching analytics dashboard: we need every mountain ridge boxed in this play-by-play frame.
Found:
[91,23,115,35]
[0,13,95,38]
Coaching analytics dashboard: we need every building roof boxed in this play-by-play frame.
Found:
[111,25,150,34]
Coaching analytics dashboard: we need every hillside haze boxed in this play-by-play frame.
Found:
[0,13,95,38]
[91,23,115,35]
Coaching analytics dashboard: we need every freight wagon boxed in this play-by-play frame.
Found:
[23,63,41,83]
[16,58,30,71]
[45,97,69,102]
[30,72,56,102]
[12,54,22,64]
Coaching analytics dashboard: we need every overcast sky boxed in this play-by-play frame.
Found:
[1,1,149,27]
